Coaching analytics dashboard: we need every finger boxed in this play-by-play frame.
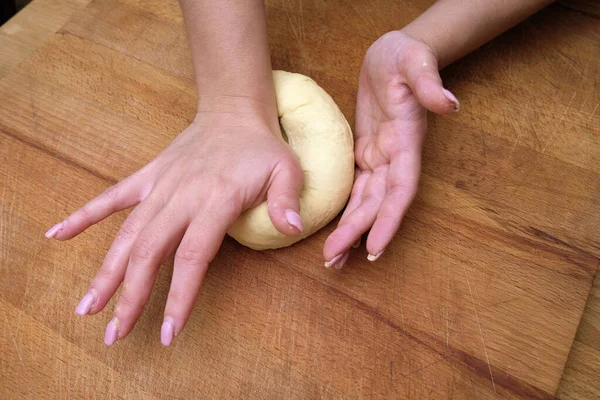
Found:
[323,168,386,263]
[105,205,189,345]
[366,142,422,259]
[322,169,366,268]
[334,252,350,270]
[337,169,368,233]
[266,157,304,236]
[161,199,239,346]
[339,168,367,225]
[74,194,164,317]
[400,46,459,115]
[47,175,149,241]
[348,173,366,249]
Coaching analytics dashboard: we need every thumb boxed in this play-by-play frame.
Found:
[401,47,460,114]
[266,157,304,237]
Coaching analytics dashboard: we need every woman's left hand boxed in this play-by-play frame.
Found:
[323,31,460,268]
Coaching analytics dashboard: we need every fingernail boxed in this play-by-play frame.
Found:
[324,254,342,268]
[367,250,384,262]
[442,89,460,112]
[104,317,120,346]
[74,290,96,316]
[352,238,361,249]
[285,209,303,233]
[335,253,350,270]
[161,317,175,346]
[45,220,67,238]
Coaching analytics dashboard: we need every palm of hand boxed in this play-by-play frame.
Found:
[323,31,458,267]
[356,35,427,172]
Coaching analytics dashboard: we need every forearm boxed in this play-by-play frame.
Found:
[179,0,276,120]
[403,0,555,69]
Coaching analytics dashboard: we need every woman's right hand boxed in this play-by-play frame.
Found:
[46,102,304,346]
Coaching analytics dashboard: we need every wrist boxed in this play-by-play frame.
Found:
[195,71,276,106]
[195,71,279,128]
[194,96,280,135]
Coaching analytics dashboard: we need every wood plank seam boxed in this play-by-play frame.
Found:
[51,29,196,86]
[324,280,554,399]
[0,126,117,184]
[1,0,598,397]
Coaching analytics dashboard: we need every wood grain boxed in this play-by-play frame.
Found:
[558,0,600,17]
[0,0,91,79]
[1,0,599,398]
[558,273,600,399]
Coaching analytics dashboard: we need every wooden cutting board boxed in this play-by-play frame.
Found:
[1,0,599,398]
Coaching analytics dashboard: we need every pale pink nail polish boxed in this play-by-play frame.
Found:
[161,317,175,346]
[352,238,361,249]
[45,220,67,238]
[335,253,350,270]
[75,290,96,316]
[443,89,460,112]
[367,250,385,262]
[285,209,303,233]
[324,254,343,268]
[104,317,119,346]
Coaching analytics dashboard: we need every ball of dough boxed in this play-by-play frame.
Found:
[227,70,355,250]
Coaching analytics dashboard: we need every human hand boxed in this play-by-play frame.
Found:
[323,31,460,268]
[46,105,304,345]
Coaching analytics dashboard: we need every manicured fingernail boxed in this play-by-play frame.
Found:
[161,317,175,346]
[335,253,350,270]
[75,290,96,316]
[45,220,67,238]
[285,209,303,233]
[104,317,120,346]
[367,250,384,262]
[352,238,361,249]
[324,254,342,268]
[442,89,460,112]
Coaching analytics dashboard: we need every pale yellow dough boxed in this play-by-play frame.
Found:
[227,70,355,250]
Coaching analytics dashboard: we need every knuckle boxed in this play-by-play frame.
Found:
[103,184,121,201]
[118,291,143,310]
[130,237,156,262]
[281,155,303,179]
[389,184,417,202]
[94,266,118,283]
[291,170,305,189]
[285,154,302,172]
[212,173,235,192]
[174,247,205,266]
[352,207,368,222]
[363,192,384,207]
[208,187,239,212]
[377,208,400,221]
[118,219,139,241]
[178,174,200,189]
[79,204,93,220]
[168,288,196,307]
[270,186,296,201]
